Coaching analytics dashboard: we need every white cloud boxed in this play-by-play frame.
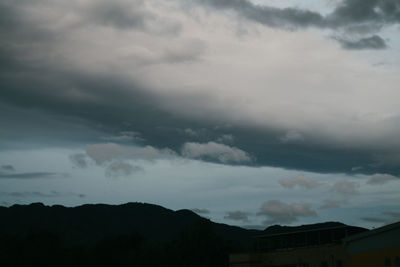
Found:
[86,143,176,164]
[279,176,322,189]
[366,173,398,185]
[257,200,317,224]
[181,142,251,163]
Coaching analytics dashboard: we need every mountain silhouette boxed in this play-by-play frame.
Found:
[0,203,366,267]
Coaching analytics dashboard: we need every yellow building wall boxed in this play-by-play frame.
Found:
[347,247,400,267]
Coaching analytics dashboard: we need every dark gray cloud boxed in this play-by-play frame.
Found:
[197,0,325,29]
[257,200,317,225]
[337,35,387,50]
[197,0,400,49]
[1,165,15,171]
[87,1,151,30]
[199,0,400,28]
[362,211,400,225]
[85,0,182,35]
[0,201,10,206]
[0,165,68,180]
[382,211,400,224]
[0,191,85,198]
[0,0,400,177]
[192,208,210,214]
[101,131,145,143]
[224,211,249,222]
[330,0,400,25]
[0,172,68,179]
[361,216,386,223]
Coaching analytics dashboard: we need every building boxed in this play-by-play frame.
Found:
[344,221,400,267]
[229,222,366,267]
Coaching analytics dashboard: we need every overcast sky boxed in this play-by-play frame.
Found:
[1,0,400,229]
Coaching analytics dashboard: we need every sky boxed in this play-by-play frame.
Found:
[1,0,400,229]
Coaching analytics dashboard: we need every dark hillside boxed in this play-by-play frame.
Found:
[0,203,366,267]
[0,202,260,267]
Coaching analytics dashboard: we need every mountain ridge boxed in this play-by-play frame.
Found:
[0,202,367,267]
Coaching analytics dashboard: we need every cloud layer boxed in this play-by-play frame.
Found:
[0,0,400,176]
[198,0,400,48]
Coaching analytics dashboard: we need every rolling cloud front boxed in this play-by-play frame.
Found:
[0,0,400,229]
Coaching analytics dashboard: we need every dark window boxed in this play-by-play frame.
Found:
[321,261,328,267]
[385,257,392,266]
[336,260,343,267]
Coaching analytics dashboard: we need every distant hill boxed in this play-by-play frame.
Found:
[0,202,259,247]
[0,203,366,267]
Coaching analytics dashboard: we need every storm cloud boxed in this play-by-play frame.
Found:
[0,0,399,231]
[197,0,400,48]
[337,35,387,50]
[197,0,325,29]
[0,0,400,177]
